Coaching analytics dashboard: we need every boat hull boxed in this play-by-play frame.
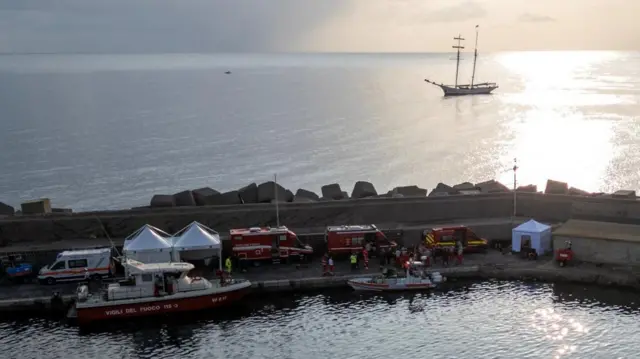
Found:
[441,85,497,96]
[75,282,250,324]
[347,279,436,292]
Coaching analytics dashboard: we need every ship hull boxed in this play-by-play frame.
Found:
[75,282,250,324]
[441,85,497,97]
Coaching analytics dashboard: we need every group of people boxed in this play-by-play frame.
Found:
[405,240,465,267]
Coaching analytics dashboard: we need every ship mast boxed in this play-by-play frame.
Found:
[452,34,465,88]
[471,25,479,87]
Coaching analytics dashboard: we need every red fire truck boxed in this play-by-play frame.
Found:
[325,224,397,255]
[230,226,313,264]
[423,225,488,253]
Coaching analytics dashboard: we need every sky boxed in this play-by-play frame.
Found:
[0,0,637,53]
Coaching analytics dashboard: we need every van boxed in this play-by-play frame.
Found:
[38,248,114,285]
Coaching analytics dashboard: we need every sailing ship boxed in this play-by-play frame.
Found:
[425,25,498,96]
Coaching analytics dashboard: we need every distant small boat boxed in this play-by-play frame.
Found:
[425,25,498,97]
[225,71,231,74]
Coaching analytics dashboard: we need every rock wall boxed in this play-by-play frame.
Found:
[2,176,640,248]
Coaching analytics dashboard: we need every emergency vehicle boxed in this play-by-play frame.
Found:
[423,226,488,253]
[38,247,115,285]
[230,226,313,264]
[325,224,397,255]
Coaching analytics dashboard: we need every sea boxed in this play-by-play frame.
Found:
[2,53,640,358]
[1,51,640,211]
[0,281,639,359]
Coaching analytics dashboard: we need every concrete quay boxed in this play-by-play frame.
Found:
[1,250,638,316]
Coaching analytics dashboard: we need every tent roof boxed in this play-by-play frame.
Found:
[172,221,221,251]
[124,225,173,252]
[513,219,551,233]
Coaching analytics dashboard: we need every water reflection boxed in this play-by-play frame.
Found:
[1,281,640,359]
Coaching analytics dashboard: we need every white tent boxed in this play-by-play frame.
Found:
[172,221,222,267]
[123,224,177,264]
[512,219,552,255]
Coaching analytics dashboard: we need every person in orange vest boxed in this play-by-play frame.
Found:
[362,247,369,270]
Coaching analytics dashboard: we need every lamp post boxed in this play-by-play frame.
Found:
[513,158,518,218]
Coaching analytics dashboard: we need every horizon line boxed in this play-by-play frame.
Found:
[0,50,634,56]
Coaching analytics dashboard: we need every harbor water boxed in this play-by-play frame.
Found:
[1,281,638,359]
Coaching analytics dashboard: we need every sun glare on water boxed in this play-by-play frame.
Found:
[495,51,626,192]
[530,307,587,358]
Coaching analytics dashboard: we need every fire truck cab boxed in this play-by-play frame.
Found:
[325,224,396,255]
[423,225,488,253]
[230,226,313,264]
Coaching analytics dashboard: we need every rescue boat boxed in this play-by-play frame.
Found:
[347,261,445,292]
[69,259,251,325]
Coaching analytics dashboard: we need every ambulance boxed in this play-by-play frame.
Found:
[325,224,397,255]
[38,248,115,285]
[230,226,314,264]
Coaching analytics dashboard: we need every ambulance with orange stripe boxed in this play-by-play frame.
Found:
[423,226,488,253]
[38,248,115,285]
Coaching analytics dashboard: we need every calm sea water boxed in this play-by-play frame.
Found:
[0,281,638,359]
[1,52,640,211]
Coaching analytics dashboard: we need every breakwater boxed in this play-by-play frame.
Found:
[1,178,639,248]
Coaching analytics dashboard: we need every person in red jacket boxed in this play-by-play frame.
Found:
[362,247,369,270]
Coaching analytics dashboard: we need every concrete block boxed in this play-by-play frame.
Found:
[613,190,636,199]
[0,202,15,215]
[21,199,52,215]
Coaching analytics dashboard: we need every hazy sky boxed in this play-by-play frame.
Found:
[0,0,637,53]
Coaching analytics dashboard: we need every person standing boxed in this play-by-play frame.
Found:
[456,241,464,265]
[225,256,233,275]
[321,253,328,275]
[424,247,431,267]
[350,252,357,271]
[328,256,335,274]
[362,247,369,270]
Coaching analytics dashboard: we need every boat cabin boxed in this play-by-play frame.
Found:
[423,226,488,253]
[325,224,396,255]
[105,260,210,301]
[230,226,313,263]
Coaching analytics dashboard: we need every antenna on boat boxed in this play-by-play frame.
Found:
[471,25,479,87]
[274,173,280,228]
[452,34,465,88]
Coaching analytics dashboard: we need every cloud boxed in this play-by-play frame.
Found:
[0,0,347,54]
[421,1,488,23]
[518,13,556,23]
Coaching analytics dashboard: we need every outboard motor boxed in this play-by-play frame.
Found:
[430,272,444,284]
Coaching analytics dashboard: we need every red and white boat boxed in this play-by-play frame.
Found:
[347,261,445,292]
[70,259,251,324]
